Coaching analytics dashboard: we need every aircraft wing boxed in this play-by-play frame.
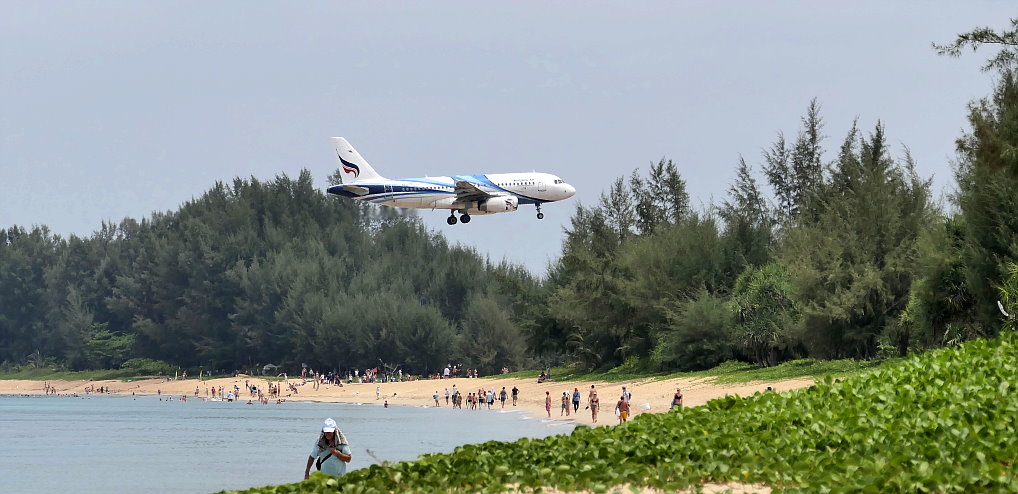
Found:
[454,180,492,201]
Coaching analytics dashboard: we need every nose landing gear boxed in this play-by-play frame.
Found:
[536,203,544,220]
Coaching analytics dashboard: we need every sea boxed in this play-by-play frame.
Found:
[0,393,575,494]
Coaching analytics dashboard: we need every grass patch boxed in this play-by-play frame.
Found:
[493,357,882,385]
[683,357,885,384]
[0,368,150,382]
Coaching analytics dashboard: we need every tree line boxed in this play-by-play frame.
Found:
[2,19,1017,376]
[525,19,1018,371]
[0,171,535,375]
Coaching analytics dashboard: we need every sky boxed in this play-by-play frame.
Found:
[1,2,1013,276]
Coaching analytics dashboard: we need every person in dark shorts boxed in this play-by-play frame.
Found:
[511,385,519,406]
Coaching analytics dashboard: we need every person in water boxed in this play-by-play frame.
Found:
[304,418,352,478]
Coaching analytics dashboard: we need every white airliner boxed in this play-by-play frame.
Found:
[326,137,576,225]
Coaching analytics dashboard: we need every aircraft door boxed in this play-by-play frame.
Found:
[537,180,547,192]
[384,184,393,193]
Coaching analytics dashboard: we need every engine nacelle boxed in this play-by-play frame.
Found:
[468,196,519,215]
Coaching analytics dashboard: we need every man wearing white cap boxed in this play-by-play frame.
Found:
[304,418,351,478]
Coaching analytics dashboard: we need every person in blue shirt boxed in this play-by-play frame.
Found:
[304,418,351,479]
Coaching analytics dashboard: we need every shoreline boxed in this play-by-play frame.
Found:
[0,374,814,427]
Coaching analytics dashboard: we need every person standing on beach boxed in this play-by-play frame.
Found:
[433,391,440,407]
[305,418,351,479]
[511,385,519,406]
[589,390,599,423]
[560,392,569,416]
[545,391,552,417]
[572,388,581,412]
[445,388,450,405]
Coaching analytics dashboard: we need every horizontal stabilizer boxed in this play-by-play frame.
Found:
[342,184,370,196]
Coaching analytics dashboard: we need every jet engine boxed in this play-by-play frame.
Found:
[469,196,519,215]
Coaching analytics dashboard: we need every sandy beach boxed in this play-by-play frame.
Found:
[0,373,812,427]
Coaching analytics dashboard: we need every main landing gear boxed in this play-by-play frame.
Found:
[536,203,544,220]
[447,211,471,225]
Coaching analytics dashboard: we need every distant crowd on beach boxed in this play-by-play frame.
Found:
[415,382,687,425]
[302,363,504,388]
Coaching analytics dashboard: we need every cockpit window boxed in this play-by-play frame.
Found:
[554,179,563,184]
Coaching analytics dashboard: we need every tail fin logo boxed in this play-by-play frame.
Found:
[337,150,360,178]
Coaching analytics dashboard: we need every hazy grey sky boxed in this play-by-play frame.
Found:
[2,2,1012,275]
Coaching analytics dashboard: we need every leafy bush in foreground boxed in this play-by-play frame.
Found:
[230,333,1018,493]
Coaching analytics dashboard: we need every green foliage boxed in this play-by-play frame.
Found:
[953,68,1018,334]
[85,325,135,370]
[650,291,735,371]
[762,99,825,222]
[731,264,800,366]
[898,216,978,352]
[719,157,773,273]
[232,332,1018,494]
[778,122,934,359]
[120,358,175,376]
[1000,263,1018,332]
[934,16,1018,72]
[457,295,526,375]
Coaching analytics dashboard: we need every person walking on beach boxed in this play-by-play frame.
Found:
[560,392,569,416]
[545,391,552,417]
[304,418,351,479]
[499,387,507,408]
[615,395,630,424]
[621,386,631,403]
[445,388,450,405]
[671,388,683,409]
[589,390,600,423]
[572,388,581,413]
[511,385,519,406]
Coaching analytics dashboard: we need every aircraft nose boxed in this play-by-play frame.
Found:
[563,183,576,197]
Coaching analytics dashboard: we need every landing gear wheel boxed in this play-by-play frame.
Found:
[537,213,544,220]
[447,215,458,225]
[460,214,471,224]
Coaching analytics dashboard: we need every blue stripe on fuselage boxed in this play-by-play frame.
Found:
[328,177,545,205]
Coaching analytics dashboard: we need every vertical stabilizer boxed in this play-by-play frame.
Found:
[331,137,386,183]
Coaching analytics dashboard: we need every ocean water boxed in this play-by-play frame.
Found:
[0,394,574,494]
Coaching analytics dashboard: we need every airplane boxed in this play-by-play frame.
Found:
[326,137,576,225]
